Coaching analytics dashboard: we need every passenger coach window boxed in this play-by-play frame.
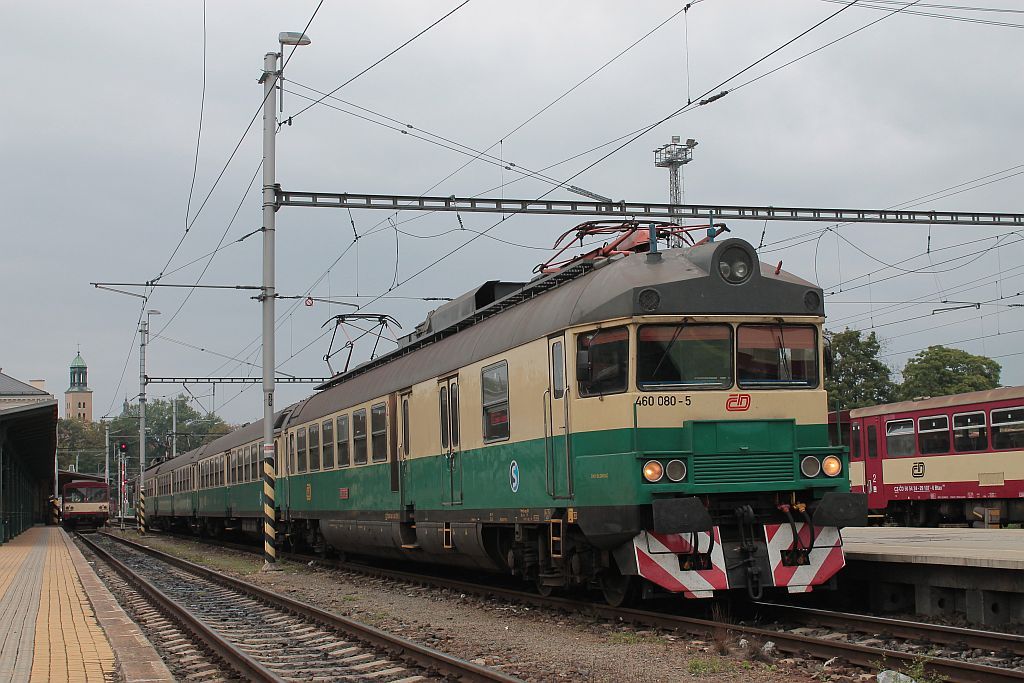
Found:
[737,324,818,388]
[402,397,411,457]
[309,423,321,471]
[440,387,449,450]
[552,341,565,399]
[482,361,511,442]
[578,327,628,397]
[992,407,1024,450]
[297,428,308,473]
[322,419,335,469]
[850,422,862,459]
[886,419,915,457]
[638,324,732,390]
[371,403,388,462]
[353,409,368,464]
[954,412,987,452]
[918,416,950,455]
[337,415,350,467]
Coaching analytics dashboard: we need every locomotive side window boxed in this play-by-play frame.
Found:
[337,415,351,467]
[992,407,1024,450]
[440,386,449,450]
[289,433,295,475]
[850,422,862,459]
[297,428,308,473]
[552,341,565,399]
[737,324,818,388]
[885,419,915,457]
[638,324,732,390]
[353,409,368,464]
[578,327,628,397]
[918,416,950,455]
[953,412,987,452]
[309,423,321,471]
[450,383,460,446]
[402,396,411,456]
[482,361,511,442]
[371,403,388,462]
[322,419,335,469]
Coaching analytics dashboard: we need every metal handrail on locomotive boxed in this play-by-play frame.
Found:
[62,480,109,530]
[144,223,866,604]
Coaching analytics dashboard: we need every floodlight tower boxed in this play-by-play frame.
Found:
[654,136,698,247]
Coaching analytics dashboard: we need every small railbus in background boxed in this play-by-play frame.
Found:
[62,480,110,530]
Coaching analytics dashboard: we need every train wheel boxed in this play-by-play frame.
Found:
[600,564,637,607]
[535,576,556,597]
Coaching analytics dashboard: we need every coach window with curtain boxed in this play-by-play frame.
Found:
[482,361,510,442]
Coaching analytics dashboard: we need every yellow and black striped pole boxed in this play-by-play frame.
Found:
[262,444,276,564]
[137,483,146,534]
[49,496,60,525]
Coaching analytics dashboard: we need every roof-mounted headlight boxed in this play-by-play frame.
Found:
[717,246,753,284]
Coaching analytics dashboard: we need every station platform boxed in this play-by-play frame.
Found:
[838,527,1024,625]
[843,527,1024,570]
[0,526,172,682]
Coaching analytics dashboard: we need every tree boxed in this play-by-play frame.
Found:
[897,345,1000,401]
[825,329,896,410]
[57,396,232,476]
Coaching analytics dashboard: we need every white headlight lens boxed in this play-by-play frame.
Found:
[718,261,732,278]
[800,456,822,478]
[666,459,687,482]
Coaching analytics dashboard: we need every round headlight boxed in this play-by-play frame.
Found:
[643,460,664,483]
[718,246,753,284]
[822,455,842,477]
[666,459,687,482]
[800,456,822,478]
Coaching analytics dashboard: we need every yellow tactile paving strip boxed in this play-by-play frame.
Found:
[29,527,116,682]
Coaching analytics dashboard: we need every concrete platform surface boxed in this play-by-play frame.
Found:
[0,526,173,682]
[843,526,1024,570]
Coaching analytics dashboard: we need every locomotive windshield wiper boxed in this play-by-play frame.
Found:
[776,323,792,381]
[648,322,686,385]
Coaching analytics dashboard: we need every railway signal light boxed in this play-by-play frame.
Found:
[119,440,129,453]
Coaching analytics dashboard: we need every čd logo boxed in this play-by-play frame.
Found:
[911,462,926,478]
[725,394,751,411]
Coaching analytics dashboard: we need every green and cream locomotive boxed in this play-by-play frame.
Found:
[145,225,865,603]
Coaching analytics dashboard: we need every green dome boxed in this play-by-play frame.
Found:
[70,353,86,368]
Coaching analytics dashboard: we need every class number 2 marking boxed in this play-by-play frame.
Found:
[635,395,690,407]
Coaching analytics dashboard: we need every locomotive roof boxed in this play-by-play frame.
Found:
[290,238,821,426]
[849,385,1024,419]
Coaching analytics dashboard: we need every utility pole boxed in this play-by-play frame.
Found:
[172,398,177,460]
[653,136,698,247]
[139,309,159,533]
[260,31,310,567]
[104,424,110,485]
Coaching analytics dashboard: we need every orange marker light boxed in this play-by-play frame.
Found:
[643,460,664,483]
[822,455,842,477]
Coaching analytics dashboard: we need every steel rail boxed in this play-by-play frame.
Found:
[751,602,1024,655]
[78,533,284,682]
[134,530,1024,682]
[96,532,518,683]
[276,189,1024,226]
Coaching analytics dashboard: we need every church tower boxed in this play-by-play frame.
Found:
[65,349,93,421]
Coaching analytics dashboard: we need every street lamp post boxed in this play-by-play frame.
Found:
[261,31,311,566]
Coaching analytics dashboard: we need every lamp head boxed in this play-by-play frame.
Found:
[279,32,312,46]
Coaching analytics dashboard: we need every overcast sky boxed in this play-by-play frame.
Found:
[3,1,1022,424]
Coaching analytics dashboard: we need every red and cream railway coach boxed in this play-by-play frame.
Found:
[62,480,109,530]
[849,387,1024,526]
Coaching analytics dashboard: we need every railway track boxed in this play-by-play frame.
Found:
[127,529,1024,683]
[79,533,519,683]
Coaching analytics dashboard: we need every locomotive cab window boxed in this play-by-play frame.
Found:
[885,419,915,457]
[737,324,818,388]
[353,409,368,464]
[482,361,510,442]
[371,403,387,462]
[638,324,732,390]
[337,415,350,467]
[577,327,628,397]
[953,412,987,452]
[992,407,1024,450]
[918,416,950,455]
[850,422,862,460]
